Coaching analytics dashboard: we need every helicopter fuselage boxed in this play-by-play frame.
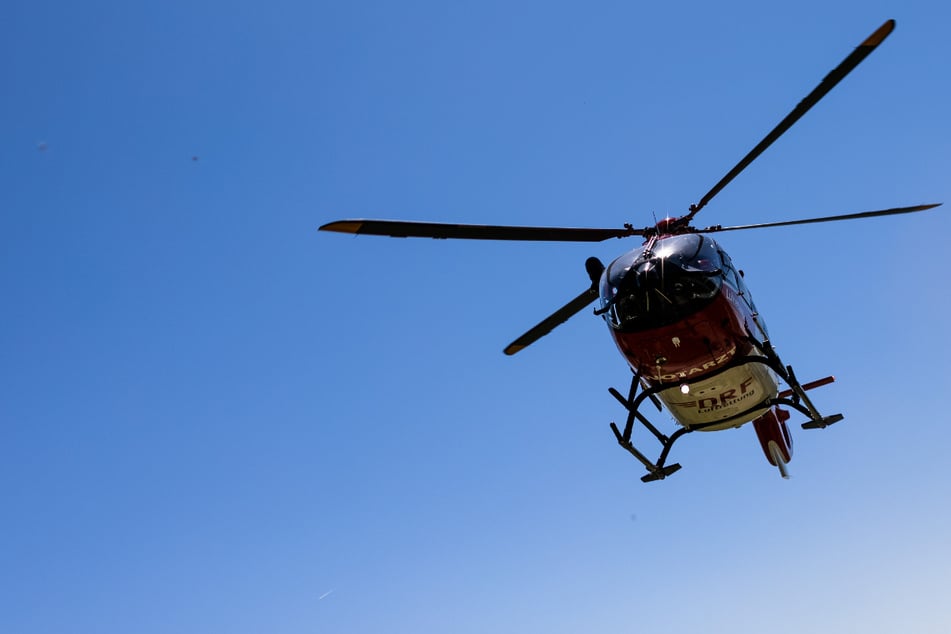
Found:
[318,19,931,480]
[598,232,780,431]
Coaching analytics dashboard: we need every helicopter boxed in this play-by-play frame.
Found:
[320,19,941,482]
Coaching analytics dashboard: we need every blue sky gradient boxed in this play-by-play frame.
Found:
[3,1,950,632]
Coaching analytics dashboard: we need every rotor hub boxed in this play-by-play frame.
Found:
[654,216,684,235]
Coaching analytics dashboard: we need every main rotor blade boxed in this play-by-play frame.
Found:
[686,19,896,222]
[700,203,941,233]
[504,287,599,355]
[320,219,644,242]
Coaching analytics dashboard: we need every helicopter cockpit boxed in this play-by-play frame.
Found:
[598,234,724,332]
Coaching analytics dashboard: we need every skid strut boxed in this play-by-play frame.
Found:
[745,335,844,430]
[608,372,691,482]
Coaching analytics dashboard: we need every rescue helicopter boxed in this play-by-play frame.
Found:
[320,19,941,481]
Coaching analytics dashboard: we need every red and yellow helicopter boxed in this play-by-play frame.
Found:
[321,19,940,481]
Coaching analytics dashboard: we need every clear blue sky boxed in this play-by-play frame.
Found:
[3,1,950,632]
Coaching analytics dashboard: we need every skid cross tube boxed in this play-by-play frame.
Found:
[608,383,668,444]
[742,334,844,429]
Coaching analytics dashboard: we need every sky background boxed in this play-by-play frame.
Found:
[3,1,950,632]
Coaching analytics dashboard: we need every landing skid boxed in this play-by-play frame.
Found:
[608,333,843,482]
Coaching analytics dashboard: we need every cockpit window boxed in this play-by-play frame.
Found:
[652,234,721,272]
[599,234,723,331]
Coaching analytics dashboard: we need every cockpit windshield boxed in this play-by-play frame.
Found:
[598,234,723,331]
